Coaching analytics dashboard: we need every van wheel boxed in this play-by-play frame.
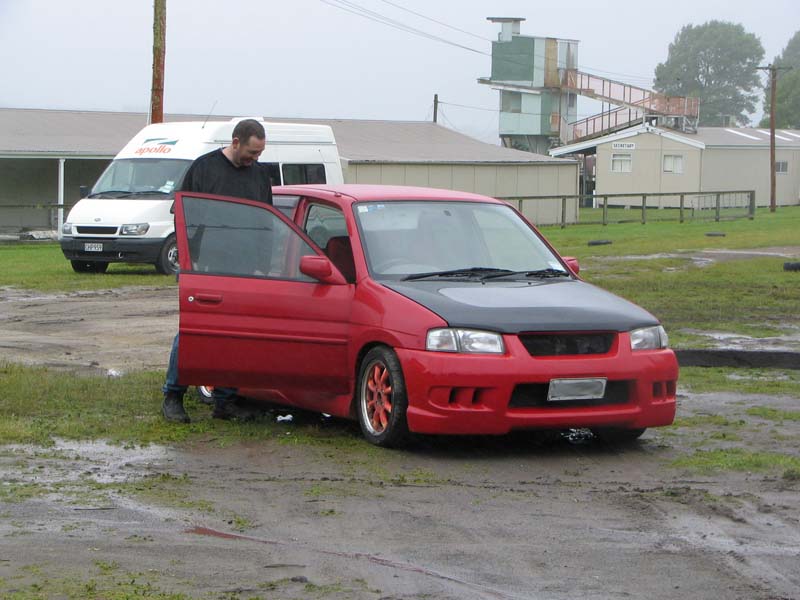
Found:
[71,260,109,273]
[155,235,178,275]
[356,346,409,447]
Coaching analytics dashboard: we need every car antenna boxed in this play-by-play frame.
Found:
[201,100,218,129]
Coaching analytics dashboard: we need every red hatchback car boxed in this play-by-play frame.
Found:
[174,185,678,446]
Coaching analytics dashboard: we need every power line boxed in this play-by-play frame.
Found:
[376,0,489,43]
[320,0,662,86]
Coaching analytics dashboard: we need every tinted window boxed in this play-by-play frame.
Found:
[182,196,315,281]
[282,164,327,185]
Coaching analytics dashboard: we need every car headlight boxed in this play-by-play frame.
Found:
[120,223,150,235]
[426,328,505,354]
[630,325,669,350]
[62,222,72,235]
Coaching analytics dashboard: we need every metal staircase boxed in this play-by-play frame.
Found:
[560,69,699,141]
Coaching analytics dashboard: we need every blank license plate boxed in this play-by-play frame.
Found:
[84,243,103,252]
[548,378,607,401]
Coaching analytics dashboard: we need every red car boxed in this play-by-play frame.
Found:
[175,185,678,446]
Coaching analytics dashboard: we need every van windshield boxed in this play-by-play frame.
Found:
[90,158,192,199]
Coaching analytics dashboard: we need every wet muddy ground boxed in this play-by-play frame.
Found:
[1,278,799,599]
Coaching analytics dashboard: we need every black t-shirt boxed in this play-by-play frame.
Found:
[179,148,273,205]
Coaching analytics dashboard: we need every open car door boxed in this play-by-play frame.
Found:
[173,192,352,401]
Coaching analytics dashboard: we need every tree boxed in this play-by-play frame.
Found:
[759,30,800,128]
[654,21,764,126]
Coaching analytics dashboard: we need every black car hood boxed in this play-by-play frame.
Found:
[383,279,659,333]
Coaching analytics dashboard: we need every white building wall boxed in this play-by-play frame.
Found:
[347,162,579,225]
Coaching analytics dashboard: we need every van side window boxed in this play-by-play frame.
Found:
[282,164,327,185]
[263,162,281,187]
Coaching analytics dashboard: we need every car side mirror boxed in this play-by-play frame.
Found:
[300,255,347,285]
[563,256,580,275]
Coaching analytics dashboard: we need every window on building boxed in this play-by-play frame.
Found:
[611,153,632,173]
[501,91,522,114]
[663,154,684,174]
[776,161,788,174]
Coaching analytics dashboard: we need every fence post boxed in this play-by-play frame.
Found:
[602,196,608,226]
[641,194,647,224]
[715,193,721,222]
[679,194,685,223]
[561,196,567,229]
[749,191,756,220]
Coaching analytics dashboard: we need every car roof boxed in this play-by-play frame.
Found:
[272,184,504,207]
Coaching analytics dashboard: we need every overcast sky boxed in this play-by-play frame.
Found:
[1,0,797,142]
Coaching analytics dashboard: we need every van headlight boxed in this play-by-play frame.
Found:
[630,325,669,350]
[426,328,505,354]
[62,222,73,235]
[120,223,150,235]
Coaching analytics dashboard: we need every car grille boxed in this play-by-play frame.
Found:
[519,333,614,356]
[76,226,118,235]
[509,380,630,408]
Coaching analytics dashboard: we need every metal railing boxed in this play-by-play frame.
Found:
[499,190,756,228]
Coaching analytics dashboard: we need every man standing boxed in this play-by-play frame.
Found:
[162,118,272,423]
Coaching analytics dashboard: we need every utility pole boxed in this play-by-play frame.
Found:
[433,94,438,123]
[757,64,792,212]
[149,0,167,125]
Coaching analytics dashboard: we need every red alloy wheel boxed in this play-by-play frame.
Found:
[363,362,393,434]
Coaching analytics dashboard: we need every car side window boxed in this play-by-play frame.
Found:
[182,195,315,281]
[304,204,347,249]
[304,204,356,283]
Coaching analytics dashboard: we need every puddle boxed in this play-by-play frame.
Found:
[685,329,800,352]
[1,439,172,486]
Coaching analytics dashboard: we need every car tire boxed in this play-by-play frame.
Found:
[155,235,179,275]
[196,386,214,405]
[356,346,409,447]
[70,260,109,274]
[591,427,646,443]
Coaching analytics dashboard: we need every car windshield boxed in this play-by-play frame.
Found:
[354,201,566,279]
[90,158,192,199]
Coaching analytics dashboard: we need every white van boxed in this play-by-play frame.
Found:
[60,118,343,274]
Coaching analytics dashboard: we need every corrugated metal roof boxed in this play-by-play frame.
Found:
[692,127,800,148]
[0,107,571,164]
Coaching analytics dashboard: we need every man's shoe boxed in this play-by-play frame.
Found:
[162,392,190,423]
[212,397,261,421]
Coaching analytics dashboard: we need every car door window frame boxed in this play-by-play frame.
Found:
[174,191,325,282]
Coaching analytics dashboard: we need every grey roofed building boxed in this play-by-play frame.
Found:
[0,107,578,233]
[0,107,568,163]
[548,122,800,209]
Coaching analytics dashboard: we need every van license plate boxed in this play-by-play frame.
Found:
[84,243,103,252]
[548,378,607,401]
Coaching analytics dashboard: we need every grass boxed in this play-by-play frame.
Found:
[679,367,800,398]
[0,242,175,292]
[672,448,800,474]
[0,362,383,455]
[542,205,800,257]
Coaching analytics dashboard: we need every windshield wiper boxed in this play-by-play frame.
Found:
[87,190,131,198]
[481,268,570,280]
[87,190,171,199]
[402,267,512,281]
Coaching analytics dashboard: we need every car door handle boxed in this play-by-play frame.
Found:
[190,293,223,304]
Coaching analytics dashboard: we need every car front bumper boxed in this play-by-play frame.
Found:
[61,237,164,264]
[397,333,678,435]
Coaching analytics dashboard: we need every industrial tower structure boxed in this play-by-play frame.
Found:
[479,17,700,154]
